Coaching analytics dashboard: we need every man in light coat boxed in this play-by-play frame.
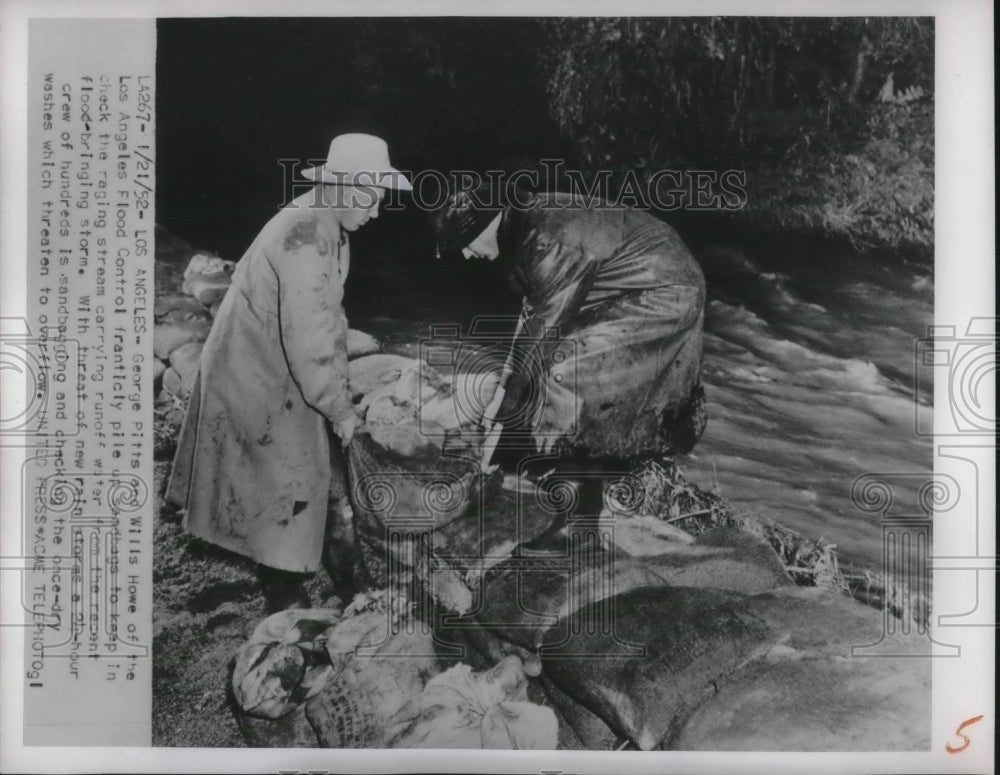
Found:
[167,134,412,610]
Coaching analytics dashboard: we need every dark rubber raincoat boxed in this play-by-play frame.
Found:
[495,191,706,459]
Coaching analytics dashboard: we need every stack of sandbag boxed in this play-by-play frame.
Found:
[232,593,438,748]
[154,291,214,401]
[231,592,557,749]
[437,515,929,751]
[347,353,499,439]
[345,354,507,593]
[461,526,792,657]
[153,252,236,400]
[181,251,237,311]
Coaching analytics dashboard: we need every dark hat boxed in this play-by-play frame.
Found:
[431,182,505,255]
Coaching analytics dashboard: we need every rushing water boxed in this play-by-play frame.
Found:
[348,226,934,577]
[679,239,933,572]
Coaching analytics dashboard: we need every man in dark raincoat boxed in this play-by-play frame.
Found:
[167,134,411,610]
[432,185,707,505]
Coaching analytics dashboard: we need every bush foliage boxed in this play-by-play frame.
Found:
[539,17,934,253]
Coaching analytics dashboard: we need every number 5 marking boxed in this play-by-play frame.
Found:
[945,714,985,754]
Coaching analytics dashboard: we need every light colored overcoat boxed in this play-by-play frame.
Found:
[167,192,353,572]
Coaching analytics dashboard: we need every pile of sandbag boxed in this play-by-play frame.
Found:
[181,252,236,312]
[440,518,930,751]
[153,252,236,401]
[227,340,930,752]
[232,516,930,751]
[344,354,511,593]
[347,353,500,439]
[231,592,558,749]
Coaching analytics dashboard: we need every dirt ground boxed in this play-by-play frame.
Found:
[152,460,348,747]
[151,229,345,747]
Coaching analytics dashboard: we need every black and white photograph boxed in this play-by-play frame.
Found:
[0,2,994,771]
[151,15,937,751]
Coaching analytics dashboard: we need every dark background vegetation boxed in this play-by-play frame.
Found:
[156,16,934,292]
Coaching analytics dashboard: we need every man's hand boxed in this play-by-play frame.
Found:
[334,412,358,447]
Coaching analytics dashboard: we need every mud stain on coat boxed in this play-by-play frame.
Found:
[283,220,318,252]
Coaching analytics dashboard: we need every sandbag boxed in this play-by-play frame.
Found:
[674,648,930,751]
[540,585,779,750]
[538,674,618,750]
[383,655,558,749]
[153,318,212,360]
[464,526,789,653]
[694,527,793,582]
[236,703,319,748]
[231,608,341,720]
[346,354,504,600]
[347,424,492,533]
[348,354,427,402]
[305,605,442,748]
[467,554,669,652]
[672,586,931,750]
[162,366,197,401]
[232,596,446,748]
[432,486,559,576]
[182,252,236,306]
[185,276,232,307]
[608,513,695,553]
[183,251,235,281]
[639,526,793,592]
[346,423,500,589]
[169,341,203,383]
[418,370,501,433]
[742,585,930,658]
[154,293,212,325]
[444,618,532,669]
[346,329,381,359]
[349,351,497,433]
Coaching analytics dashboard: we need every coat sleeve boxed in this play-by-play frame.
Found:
[499,237,597,420]
[271,223,353,424]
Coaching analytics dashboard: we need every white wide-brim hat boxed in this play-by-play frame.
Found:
[302,133,413,192]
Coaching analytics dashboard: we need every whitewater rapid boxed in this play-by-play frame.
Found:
[683,243,933,571]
